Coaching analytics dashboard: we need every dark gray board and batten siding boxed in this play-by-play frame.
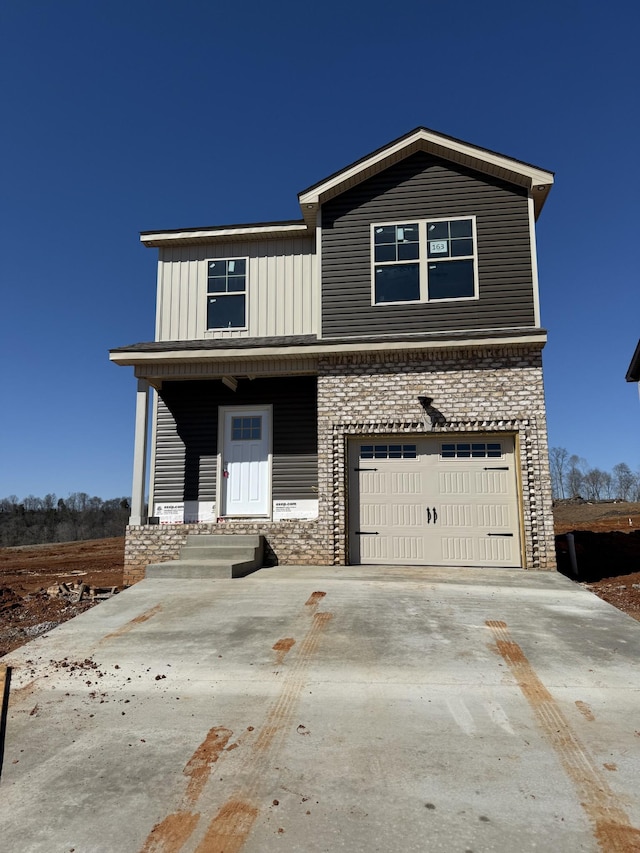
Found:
[321,152,535,338]
[152,377,318,505]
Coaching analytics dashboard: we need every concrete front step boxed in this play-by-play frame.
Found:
[144,534,264,580]
[146,558,259,579]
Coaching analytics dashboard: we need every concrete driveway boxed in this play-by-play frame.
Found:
[1,566,639,853]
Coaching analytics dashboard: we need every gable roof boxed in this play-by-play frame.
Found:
[626,340,640,382]
[141,126,554,247]
[298,126,554,227]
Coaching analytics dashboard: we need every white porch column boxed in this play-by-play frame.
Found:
[129,379,150,525]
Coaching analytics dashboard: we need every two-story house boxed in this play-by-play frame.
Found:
[110,128,556,583]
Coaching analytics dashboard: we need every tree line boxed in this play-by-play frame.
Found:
[550,448,640,502]
[0,493,131,547]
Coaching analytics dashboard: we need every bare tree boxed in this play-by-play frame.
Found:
[613,463,635,500]
[549,447,569,498]
[582,468,608,501]
[566,455,586,498]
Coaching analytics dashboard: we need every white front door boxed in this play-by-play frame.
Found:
[220,406,271,517]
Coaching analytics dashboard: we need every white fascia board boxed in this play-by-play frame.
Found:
[298,129,554,206]
[140,223,310,247]
[109,332,547,366]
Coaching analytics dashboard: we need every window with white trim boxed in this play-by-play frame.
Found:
[372,217,477,305]
[207,258,247,329]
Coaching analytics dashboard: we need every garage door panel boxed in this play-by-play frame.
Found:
[476,504,512,528]
[438,471,471,495]
[390,536,425,561]
[350,435,522,568]
[475,470,510,495]
[359,534,388,561]
[360,471,388,495]
[440,536,474,562]
[361,504,389,527]
[478,536,515,563]
[439,504,474,527]
[391,471,423,494]
[359,534,425,562]
[392,504,424,527]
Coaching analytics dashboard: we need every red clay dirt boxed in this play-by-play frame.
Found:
[0,537,124,656]
[554,501,640,621]
[1,505,640,657]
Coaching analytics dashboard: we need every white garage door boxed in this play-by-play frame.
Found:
[348,435,522,568]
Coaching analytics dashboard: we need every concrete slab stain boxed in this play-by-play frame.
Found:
[103,603,163,640]
[255,611,332,754]
[139,727,233,852]
[184,727,234,805]
[194,800,259,853]
[272,637,295,666]
[576,700,596,721]
[199,600,333,849]
[139,593,332,853]
[486,620,640,852]
[140,812,201,853]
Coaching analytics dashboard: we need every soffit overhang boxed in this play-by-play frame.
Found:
[298,127,554,227]
[110,329,547,374]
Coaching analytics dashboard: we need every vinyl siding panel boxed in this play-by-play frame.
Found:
[156,238,317,341]
[152,377,318,504]
[321,152,535,338]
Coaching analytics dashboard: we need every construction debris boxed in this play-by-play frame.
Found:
[46,582,120,602]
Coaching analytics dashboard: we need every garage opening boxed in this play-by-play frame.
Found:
[348,435,522,567]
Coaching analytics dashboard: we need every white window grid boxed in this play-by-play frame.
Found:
[206,256,249,330]
[370,216,478,306]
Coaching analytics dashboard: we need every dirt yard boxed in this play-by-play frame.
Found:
[553,501,640,621]
[0,538,124,656]
[1,504,639,657]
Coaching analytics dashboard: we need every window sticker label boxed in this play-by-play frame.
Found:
[429,240,448,254]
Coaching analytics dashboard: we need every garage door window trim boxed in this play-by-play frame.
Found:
[360,443,417,459]
[441,441,503,459]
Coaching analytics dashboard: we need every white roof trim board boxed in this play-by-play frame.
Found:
[298,127,554,225]
[140,222,309,248]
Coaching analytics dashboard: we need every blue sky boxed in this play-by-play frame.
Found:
[1,0,638,500]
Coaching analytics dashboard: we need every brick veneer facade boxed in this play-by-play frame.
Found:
[124,343,556,583]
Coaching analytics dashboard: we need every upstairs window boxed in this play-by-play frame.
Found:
[372,217,477,305]
[207,258,247,329]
